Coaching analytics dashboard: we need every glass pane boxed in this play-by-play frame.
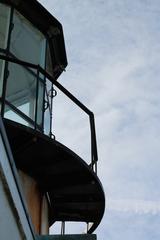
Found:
[46,43,53,76]
[0,3,10,98]
[0,59,5,97]
[4,104,33,128]
[37,78,45,126]
[0,3,10,49]
[44,79,52,136]
[44,106,50,136]
[10,10,46,67]
[5,62,37,122]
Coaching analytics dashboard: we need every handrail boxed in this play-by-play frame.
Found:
[0,54,98,172]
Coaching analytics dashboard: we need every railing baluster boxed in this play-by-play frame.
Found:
[61,221,65,235]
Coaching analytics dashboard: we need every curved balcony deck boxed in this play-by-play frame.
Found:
[4,119,105,234]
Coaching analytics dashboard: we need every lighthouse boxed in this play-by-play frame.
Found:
[0,0,105,239]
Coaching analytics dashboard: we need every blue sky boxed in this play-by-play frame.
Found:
[39,0,160,239]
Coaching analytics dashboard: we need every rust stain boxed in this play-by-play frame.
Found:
[18,170,49,234]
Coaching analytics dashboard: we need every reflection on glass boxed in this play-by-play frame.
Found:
[0,5,54,135]
[4,104,32,127]
[0,59,5,97]
[0,4,10,97]
[10,10,46,66]
[44,79,52,136]
[5,63,36,121]
[46,43,53,76]
[37,79,45,126]
[44,106,50,136]
[5,62,45,128]
[3,9,47,129]
[0,3,10,49]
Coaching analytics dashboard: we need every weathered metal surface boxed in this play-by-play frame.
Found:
[41,195,49,234]
[36,234,97,240]
[19,170,42,234]
[18,170,49,234]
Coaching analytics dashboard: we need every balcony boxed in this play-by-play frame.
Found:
[0,0,105,236]
[0,53,105,234]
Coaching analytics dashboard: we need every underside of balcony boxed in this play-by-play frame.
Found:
[4,119,105,234]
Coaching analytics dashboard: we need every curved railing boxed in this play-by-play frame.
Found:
[0,53,98,174]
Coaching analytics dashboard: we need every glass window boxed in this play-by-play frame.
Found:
[37,78,45,126]
[46,43,53,76]
[4,10,47,128]
[0,4,10,97]
[5,63,37,123]
[10,10,46,67]
[0,3,10,49]
[44,79,52,136]
[4,62,45,128]
[0,59,5,100]
[0,7,54,133]
[4,104,33,127]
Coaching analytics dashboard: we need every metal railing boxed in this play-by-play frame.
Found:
[0,53,98,173]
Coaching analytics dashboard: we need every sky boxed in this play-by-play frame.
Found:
[39,1,160,239]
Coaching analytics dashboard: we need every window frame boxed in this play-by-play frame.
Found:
[0,4,53,135]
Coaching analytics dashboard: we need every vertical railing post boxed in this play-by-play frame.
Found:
[89,112,98,173]
[61,221,65,235]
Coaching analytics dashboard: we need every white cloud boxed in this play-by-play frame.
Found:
[108,198,160,215]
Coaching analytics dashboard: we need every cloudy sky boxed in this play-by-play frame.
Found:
[39,1,160,239]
